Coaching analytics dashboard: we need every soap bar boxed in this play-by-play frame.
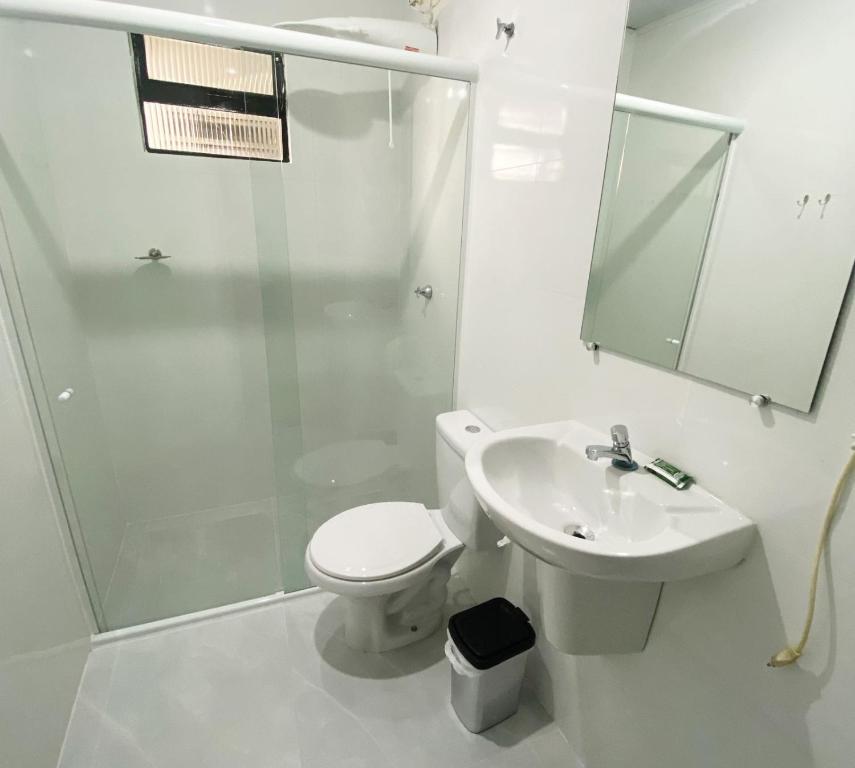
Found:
[644,458,694,490]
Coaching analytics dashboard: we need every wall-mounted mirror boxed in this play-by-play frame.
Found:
[581,0,855,412]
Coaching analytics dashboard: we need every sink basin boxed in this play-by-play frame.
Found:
[465,420,755,583]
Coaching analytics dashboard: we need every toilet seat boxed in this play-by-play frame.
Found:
[309,502,444,582]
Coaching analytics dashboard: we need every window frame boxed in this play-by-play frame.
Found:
[130,33,290,163]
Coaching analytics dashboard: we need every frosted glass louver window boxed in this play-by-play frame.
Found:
[131,34,289,162]
[142,103,283,161]
[143,36,275,95]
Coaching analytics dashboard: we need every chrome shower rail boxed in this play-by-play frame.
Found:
[0,0,479,82]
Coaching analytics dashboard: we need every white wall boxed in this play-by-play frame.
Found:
[442,1,855,766]
[0,262,92,767]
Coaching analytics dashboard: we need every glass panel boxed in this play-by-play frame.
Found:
[265,56,469,586]
[0,20,468,630]
[582,111,729,368]
[0,22,292,629]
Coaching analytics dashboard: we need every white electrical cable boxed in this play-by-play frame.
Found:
[387,70,394,149]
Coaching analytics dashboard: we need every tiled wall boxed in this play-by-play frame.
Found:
[443,1,855,766]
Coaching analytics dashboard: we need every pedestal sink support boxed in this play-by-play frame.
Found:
[537,561,663,654]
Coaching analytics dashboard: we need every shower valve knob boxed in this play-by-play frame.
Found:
[414,285,433,300]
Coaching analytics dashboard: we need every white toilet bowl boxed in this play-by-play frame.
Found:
[306,502,463,652]
[304,410,502,653]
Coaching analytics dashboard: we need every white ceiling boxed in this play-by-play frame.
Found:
[626,0,709,29]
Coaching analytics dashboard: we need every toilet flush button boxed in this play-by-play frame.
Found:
[465,425,481,433]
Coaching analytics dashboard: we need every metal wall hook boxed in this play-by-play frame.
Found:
[135,247,171,261]
[795,194,810,218]
[496,18,515,52]
[414,284,433,300]
[818,193,832,219]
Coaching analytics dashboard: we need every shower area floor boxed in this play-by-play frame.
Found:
[59,589,572,768]
[102,499,283,629]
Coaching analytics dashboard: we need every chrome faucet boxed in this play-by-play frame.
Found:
[585,424,638,471]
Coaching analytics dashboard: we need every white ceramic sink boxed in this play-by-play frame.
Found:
[465,420,755,582]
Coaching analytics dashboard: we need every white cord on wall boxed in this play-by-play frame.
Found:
[387,70,394,149]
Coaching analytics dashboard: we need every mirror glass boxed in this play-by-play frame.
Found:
[581,0,855,412]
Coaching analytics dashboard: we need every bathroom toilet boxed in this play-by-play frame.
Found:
[304,410,501,652]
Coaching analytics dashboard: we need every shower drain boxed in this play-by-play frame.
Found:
[564,524,595,541]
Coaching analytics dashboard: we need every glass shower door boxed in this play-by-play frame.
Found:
[0,19,469,631]
[0,20,293,629]
[265,56,470,588]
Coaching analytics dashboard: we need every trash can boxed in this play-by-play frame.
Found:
[444,597,536,733]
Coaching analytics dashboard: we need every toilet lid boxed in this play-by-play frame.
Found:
[309,502,443,581]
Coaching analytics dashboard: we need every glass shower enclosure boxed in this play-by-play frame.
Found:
[0,15,470,630]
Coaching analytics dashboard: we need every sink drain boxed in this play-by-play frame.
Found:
[564,524,595,541]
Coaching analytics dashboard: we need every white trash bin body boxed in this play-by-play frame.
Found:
[445,598,536,733]
[445,634,530,732]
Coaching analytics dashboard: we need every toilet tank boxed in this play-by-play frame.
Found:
[436,410,501,550]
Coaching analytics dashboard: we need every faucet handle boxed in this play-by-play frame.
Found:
[610,424,630,448]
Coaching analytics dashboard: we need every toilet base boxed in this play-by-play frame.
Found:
[341,561,454,652]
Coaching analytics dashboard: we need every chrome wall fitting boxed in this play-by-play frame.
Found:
[414,285,433,300]
[495,18,515,51]
[136,247,171,261]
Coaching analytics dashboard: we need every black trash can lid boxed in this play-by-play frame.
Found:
[448,597,536,670]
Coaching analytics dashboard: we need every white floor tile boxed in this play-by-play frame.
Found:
[103,499,281,628]
[60,591,569,768]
